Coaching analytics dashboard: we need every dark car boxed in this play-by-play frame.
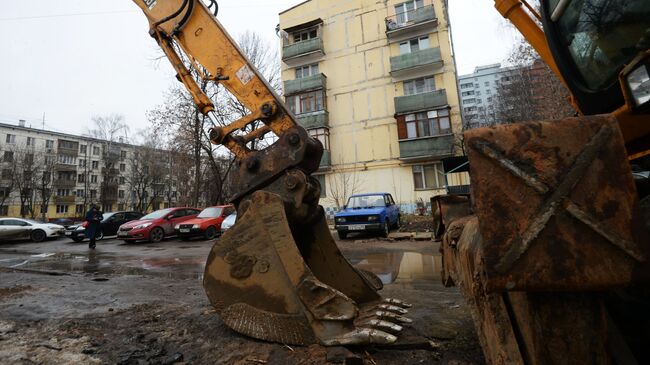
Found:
[334,193,401,239]
[49,218,77,229]
[65,211,143,242]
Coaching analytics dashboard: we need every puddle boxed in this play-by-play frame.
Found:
[348,251,441,285]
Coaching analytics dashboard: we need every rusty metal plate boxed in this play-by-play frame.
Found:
[465,115,650,291]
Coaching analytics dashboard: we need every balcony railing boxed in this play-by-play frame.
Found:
[320,149,331,170]
[282,37,324,61]
[284,73,327,95]
[386,5,437,35]
[390,47,442,74]
[296,110,329,129]
[53,179,77,188]
[395,89,447,114]
[55,163,78,172]
[398,134,455,160]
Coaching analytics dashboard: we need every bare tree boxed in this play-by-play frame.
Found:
[35,153,57,221]
[11,145,37,218]
[0,150,18,215]
[326,156,364,209]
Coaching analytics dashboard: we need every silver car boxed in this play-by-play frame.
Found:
[0,218,65,243]
[220,213,237,235]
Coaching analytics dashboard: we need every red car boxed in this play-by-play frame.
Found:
[117,207,200,243]
[174,205,236,240]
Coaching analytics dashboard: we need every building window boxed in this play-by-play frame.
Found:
[394,0,424,24]
[80,145,87,154]
[316,174,326,198]
[76,189,85,197]
[90,190,97,199]
[0,205,9,215]
[56,205,69,214]
[79,159,86,167]
[57,189,70,197]
[118,190,125,199]
[92,146,100,155]
[0,187,10,198]
[461,91,474,97]
[119,176,126,185]
[295,64,319,79]
[399,36,429,54]
[3,151,13,162]
[57,154,76,165]
[1,169,11,180]
[405,109,451,138]
[26,137,34,146]
[120,150,126,159]
[308,128,330,150]
[76,204,85,214]
[403,76,435,95]
[119,163,126,172]
[460,83,473,89]
[464,106,478,112]
[91,161,99,169]
[118,204,125,211]
[484,81,490,86]
[286,90,326,115]
[292,27,318,44]
[463,98,476,104]
[91,175,98,183]
[102,204,112,213]
[46,140,54,149]
[5,134,16,144]
[78,174,86,183]
[412,163,445,190]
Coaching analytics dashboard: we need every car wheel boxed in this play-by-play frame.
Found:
[72,237,84,243]
[338,231,347,240]
[381,222,390,238]
[96,230,104,241]
[31,229,47,242]
[204,226,218,240]
[149,227,164,243]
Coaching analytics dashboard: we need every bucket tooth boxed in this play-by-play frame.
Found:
[203,191,410,345]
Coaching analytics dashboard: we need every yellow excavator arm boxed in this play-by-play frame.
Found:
[132,0,412,346]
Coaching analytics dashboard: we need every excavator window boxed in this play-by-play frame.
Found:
[552,0,650,92]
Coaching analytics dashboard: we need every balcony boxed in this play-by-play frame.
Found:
[319,149,331,170]
[398,134,455,161]
[53,179,77,188]
[390,47,443,81]
[395,89,447,115]
[55,163,77,172]
[282,37,324,66]
[53,195,76,204]
[284,73,327,95]
[296,110,329,129]
[386,5,438,42]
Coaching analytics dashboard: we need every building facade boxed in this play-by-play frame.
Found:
[278,0,464,214]
[0,121,186,219]
[458,63,515,129]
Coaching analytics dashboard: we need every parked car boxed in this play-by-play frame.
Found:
[174,205,236,240]
[65,211,143,242]
[220,212,237,235]
[0,218,65,242]
[117,207,200,243]
[334,193,401,239]
[49,218,77,228]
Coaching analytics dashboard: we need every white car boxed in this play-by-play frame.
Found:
[0,218,65,243]
[220,213,237,235]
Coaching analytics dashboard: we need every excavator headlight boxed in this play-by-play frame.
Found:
[626,63,650,109]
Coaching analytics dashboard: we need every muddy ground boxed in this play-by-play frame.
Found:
[0,235,483,365]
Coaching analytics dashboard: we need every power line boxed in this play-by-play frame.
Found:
[0,10,137,22]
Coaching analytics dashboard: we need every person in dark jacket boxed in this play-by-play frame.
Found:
[85,205,103,249]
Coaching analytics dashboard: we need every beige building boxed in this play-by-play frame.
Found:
[279,0,464,214]
[0,121,184,219]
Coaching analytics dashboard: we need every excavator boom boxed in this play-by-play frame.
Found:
[132,0,411,346]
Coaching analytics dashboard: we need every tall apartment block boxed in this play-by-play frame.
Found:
[0,122,182,218]
[458,63,516,129]
[278,0,463,213]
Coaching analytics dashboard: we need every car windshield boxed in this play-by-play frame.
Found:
[101,212,116,222]
[198,207,223,218]
[223,214,237,225]
[346,195,386,209]
[554,0,650,91]
[140,208,174,220]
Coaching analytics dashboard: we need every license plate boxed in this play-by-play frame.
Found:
[118,231,128,237]
[349,225,365,231]
[65,231,72,236]
[180,229,190,233]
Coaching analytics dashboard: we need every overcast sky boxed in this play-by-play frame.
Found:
[0,0,519,137]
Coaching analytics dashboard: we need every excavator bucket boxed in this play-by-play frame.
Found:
[203,191,411,346]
